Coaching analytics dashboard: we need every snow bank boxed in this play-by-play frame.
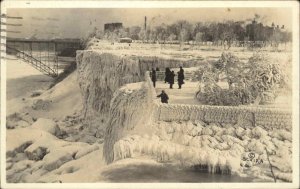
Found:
[37,71,83,120]
[6,112,34,129]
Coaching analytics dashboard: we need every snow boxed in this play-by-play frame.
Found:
[103,81,155,163]
[76,51,144,134]
[112,120,292,181]
[6,55,48,80]
[6,55,82,120]
[6,43,293,183]
[74,144,99,159]
[30,118,61,136]
[6,124,103,182]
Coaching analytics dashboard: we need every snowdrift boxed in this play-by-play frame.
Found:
[6,118,102,183]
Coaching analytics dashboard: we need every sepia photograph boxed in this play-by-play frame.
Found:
[0,1,299,188]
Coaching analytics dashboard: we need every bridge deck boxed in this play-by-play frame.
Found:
[6,38,81,44]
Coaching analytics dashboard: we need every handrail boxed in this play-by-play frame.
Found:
[6,46,58,77]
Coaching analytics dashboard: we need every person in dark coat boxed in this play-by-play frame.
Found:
[177,66,185,89]
[164,67,171,83]
[151,68,156,88]
[157,90,169,103]
[169,71,175,89]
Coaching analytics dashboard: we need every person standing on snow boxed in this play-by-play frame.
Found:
[157,90,169,103]
[177,66,185,89]
[169,70,175,89]
[164,67,171,83]
[151,68,156,88]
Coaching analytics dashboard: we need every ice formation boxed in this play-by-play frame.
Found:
[97,53,293,182]
[76,50,205,133]
[6,48,293,183]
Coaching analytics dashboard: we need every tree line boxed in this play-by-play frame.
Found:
[86,19,292,49]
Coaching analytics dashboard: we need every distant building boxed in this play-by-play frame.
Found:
[104,23,123,32]
[119,37,132,43]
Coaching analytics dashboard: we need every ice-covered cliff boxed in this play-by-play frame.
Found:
[76,51,143,134]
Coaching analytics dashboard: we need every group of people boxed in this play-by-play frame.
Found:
[151,66,185,104]
[151,66,185,89]
[164,66,185,89]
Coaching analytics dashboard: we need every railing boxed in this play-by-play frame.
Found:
[146,71,292,130]
[150,71,194,81]
[6,46,58,77]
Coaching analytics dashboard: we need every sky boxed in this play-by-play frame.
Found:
[6,8,292,39]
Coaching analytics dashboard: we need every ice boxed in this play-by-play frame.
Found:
[6,45,293,182]
[99,69,292,179]
[75,144,99,159]
[31,118,61,136]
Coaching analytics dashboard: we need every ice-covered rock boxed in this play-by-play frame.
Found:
[251,126,268,139]
[31,118,61,136]
[75,144,99,159]
[103,79,155,163]
[76,51,144,130]
[6,124,102,183]
[26,147,48,161]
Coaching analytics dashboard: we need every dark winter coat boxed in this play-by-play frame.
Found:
[177,68,185,85]
[151,70,156,82]
[164,68,171,83]
[157,92,169,103]
[169,71,175,84]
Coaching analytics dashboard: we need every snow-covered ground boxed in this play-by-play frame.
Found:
[5,42,293,183]
[6,56,54,115]
[88,39,292,64]
[155,81,200,105]
[154,80,292,110]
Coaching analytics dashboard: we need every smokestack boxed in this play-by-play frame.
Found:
[144,16,147,30]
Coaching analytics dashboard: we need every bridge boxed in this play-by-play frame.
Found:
[6,38,82,77]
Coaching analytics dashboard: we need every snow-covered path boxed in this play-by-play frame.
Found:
[155,81,201,105]
[155,80,291,109]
